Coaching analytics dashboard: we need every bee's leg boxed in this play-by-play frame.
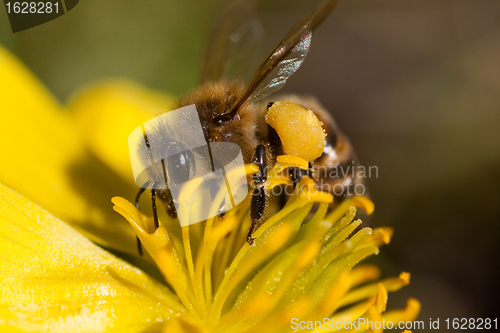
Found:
[288,163,315,188]
[248,144,267,244]
[249,186,267,244]
[307,162,315,180]
[134,183,150,256]
[161,189,178,218]
[151,188,159,230]
[166,199,177,218]
[288,167,307,188]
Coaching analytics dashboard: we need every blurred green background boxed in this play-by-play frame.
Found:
[1,0,499,330]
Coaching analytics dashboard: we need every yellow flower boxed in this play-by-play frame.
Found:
[0,45,420,332]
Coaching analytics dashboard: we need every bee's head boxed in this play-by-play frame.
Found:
[177,81,260,162]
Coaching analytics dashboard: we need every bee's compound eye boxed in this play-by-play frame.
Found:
[166,150,195,185]
[267,102,274,109]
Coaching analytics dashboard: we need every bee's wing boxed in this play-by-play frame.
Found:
[228,0,342,117]
[246,31,311,104]
[200,0,264,83]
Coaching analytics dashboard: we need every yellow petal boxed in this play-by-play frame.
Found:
[68,79,176,184]
[0,46,140,255]
[0,183,184,332]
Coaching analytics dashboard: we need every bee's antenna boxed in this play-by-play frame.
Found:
[135,183,149,209]
[151,186,159,231]
[136,237,143,256]
[135,180,150,256]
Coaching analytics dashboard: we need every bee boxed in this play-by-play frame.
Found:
[134,0,365,251]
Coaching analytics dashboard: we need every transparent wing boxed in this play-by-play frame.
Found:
[226,0,342,118]
[246,31,311,104]
[200,0,264,83]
